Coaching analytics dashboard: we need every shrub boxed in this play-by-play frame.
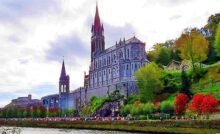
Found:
[160,101,174,114]
[174,93,189,115]
[143,103,155,114]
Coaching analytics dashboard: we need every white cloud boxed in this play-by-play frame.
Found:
[0,0,219,107]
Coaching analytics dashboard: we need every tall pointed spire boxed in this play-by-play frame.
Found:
[94,3,102,32]
[60,59,66,78]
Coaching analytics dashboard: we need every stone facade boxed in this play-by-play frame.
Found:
[6,94,41,108]
[41,5,148,111]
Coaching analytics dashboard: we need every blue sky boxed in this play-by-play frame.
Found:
[0,0,219,107]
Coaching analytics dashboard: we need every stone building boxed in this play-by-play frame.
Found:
[5,94,41,108]
[41,5,148,111]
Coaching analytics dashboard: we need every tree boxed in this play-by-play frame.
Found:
[174,93,189,115]
[135,62,163,102]
[147,43,163,62]
[175,29,209,71]
[214,22,220,56]
[180,66,192,96]
[200,95,219,114]
[189,94,218,115]
[189,94,204,114]
[156,47,171,66]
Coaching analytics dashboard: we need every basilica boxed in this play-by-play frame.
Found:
[41,5,148,111]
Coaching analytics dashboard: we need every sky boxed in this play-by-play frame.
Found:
[0,0,219,107]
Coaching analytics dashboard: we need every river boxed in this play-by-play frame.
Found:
[0,127,142,134]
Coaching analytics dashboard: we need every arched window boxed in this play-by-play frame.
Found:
[127,49,129,59]
[119,51,123,59]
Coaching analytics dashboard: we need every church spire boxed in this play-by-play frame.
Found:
[91,3,105,59]
[60,59,66,78]
[93,4,102,32]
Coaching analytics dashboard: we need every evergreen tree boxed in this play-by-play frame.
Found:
[214,22,220,56]
[180,66,192,97]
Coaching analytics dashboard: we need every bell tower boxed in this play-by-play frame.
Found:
[91,4,105,60]
[59,59,70,110]
[59,60,70,94]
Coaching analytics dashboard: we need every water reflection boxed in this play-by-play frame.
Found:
[12,127,141,134]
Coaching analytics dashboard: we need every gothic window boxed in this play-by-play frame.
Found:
[119,51,123,59]
[64,85,66,92]
[131,46,140,59]
[127,64,129,70]
[127,49,129,59]
[108,56,111,64]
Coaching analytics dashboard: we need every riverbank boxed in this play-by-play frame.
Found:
[0,119,220,134]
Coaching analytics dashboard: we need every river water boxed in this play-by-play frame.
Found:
[1,127,142,134]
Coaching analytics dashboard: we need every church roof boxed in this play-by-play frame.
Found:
[125,36,143,44]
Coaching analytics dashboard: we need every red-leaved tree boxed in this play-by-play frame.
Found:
[189,94,219,115]
[200,95,219,114]
[174,93,189,114]
[189,94,204,114]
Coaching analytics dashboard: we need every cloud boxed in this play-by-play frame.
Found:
[0,0,59,22]
[46,34,89,65]
[170,15,182,21]
[0,0,220,107]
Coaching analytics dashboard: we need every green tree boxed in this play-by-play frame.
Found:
[180,66,192,96]
[147,43,163,62]
[156,47,171,66]
[214,22,220,56]
[175,29,209,71]
[135,62,163,102]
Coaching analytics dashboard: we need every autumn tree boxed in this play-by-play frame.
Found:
[135,62,163,102]
[174,93,189,115]
[175,28,209,71]
[200,95,219,114]
[214,22,220,56]
[189,94,219,115]
[189,94,204,114]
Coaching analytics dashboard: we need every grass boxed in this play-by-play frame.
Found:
[193,83,220,100]
[0,120,220,134]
